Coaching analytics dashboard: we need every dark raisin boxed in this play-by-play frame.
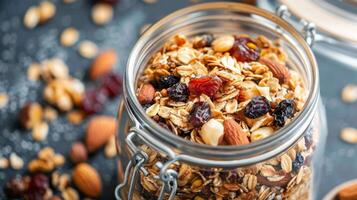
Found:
[153,75,180,89]
[27,174,49,200]
[244,96,270,119]
[189,102,211,128]
[4,176,28,198]
[100,72,123,98]
[167,82,189,102]
[273,99,296,127]
[292,153,304,171]
[193,34,214,48]
[230,37,260,62]
[81,88,108,115]
[188,76,222,98]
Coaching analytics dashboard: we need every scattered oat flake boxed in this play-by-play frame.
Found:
[92,3,113,26]
[0,93,9,108]
[341,84,357,103]
[32,122,49,141]
[27,62,42,81]
[24,6,40,29]
[340,127,357,144]
[60,27,80,47]
[10,153,24,170]
[78,40,98,58]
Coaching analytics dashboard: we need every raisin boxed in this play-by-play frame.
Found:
[167,83,189,102]
[230,37,260,62]
[4,176,28,198]
[81,88,108,115]
[27,174,49,200]
[273,99,296,127]
[188,76,222,98]
[244,96,270,119]
[100,72,123,98]
[193,34,214,49]
[189,102,211,128]
[292,153,304,171]
[153,75,180,89]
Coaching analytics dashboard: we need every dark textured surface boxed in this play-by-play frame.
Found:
[0,0,356,199]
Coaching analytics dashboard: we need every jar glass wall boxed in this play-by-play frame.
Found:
[115,3,327,200]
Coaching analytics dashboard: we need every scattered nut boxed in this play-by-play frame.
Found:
[338,182,357,200]
[78,40,98,58]
[32,122,49,141]
[200,119,224,146]
[223,119,250,145]
[212,35,234,52]
[9,153,24,170]
[53,154,65,167]
[0,93,9,109]
[19,102,43,129]
[24,6,40,29]
[62,187,80,200]
[340,127,357,144]
[341,84,357,103]
[44,106,58,121]
[27,63,42,81]
[91,3,113,26]
[104,136,117,158]
[0,157,9,169]
[259,57,290,84]
[67,110,86,125]
[38,147,55,160]
[70,142,88,164]
[60,27,80,47]
[38,1,56,24]
[90,49,117,80]
[73,163,102,198]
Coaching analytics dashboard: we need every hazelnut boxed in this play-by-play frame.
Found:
[199,119,224,146]
[70,142,88,164]
[19,102,43,129]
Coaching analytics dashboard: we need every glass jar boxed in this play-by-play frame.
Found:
[115,2,327,200]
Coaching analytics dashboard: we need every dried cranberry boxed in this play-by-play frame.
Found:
[193,34,214,48]
[188,76,222,98]
[4,176,28,198]
[27,174,49,200]
[81,88,108,115]
[273,99,296,127]
[292,153,304,171]
[230,37,260,62]
[100,72,123,98]
[189,102,211,128]
[153,75,180,89]
[244,96,270,119]
[167,83,189,102]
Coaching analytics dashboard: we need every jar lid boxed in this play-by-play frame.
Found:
[258,0,357,67]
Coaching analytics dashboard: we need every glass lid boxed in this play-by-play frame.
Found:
[258,0,357,67]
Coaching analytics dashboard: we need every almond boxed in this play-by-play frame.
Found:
[70,142,88,164]
[259,57,290,84]
[85,116,117,152]
[73,163,102,198]
[90,49,117,80]
[339,183,357,200]
[223,119,249,145]
[19,102,43,129]
[137,83,155,104]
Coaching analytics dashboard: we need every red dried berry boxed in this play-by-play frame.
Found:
[189,102,211,128]
[27,174,49,200]
[188,76,222,98]
[100,72,123,98]
[81,88,108,115]
[230,37,260,62]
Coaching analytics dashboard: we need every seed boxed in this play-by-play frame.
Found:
[78,40,98,58]
[340,127,357,144]
[92,3,113,25]
[60,27,79,47]
[24,6,40,29]
[0,92,9,109]
[211,35,234,52]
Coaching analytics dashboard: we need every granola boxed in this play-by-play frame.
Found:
[132,33,317,199]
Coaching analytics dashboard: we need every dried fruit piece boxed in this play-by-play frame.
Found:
[189,102,211,128]
[70,142,88,164]
[153,75,180,89]
[90,49,117,80]
[60,27,79,47]
[24,6,40,29]
[19,102,43,129]
[78,40,98,58]
[167,83,189,102]
[292,152,304,171]
[223,119,250,145]
[273,99,295,127]
[81,88,108,115]
[85,115,117,152]
[27,174,49,200]
[100,72,123,97]
[230,37,260,62]
[211,35,234,52]
[91,3,113,25]
[73,163,102,198]
[244,96,270,119]
[188,76,222,98]
[340,127,357,144]
[138,83,155,104]
[200,119,224,146]
[259,57,290,84]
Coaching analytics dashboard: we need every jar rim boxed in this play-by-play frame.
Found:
[123,2,319,166]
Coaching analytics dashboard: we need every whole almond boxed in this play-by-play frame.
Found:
[19,102,43,129]
[137,83,155,104]
[85,116,117,152]
[70,142,88,164]
[339,183,357,200]
[223,119,250,145]
[90,49,117,80]
[73,163,102,198]
[259,57,290,84]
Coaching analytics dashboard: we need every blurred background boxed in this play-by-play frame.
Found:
[1,0,357,199]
